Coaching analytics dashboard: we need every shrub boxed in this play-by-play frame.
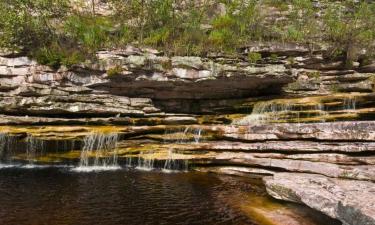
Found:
[323,1,375,66]
[0,0,69,51]
[63,15,112,52]
[33,46,64,69]
[107,66,123,76]
[31,43,84,69]
[1,0,375,66]
[248,52,262,63]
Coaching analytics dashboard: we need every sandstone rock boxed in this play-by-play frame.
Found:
[264,173,375,225]
[322,73,372,82]
[0,94,160,117]
[243,42,319,57]
[358,63,375,73]
[225,156,375,181]
[0,56,35,67]
[337,80,374,92]
[171,56,203,69]
[0,66,31,76]
[189,140,375,153]
[301,61,344,70]
[163,116,197,125]
[222,121,375,141]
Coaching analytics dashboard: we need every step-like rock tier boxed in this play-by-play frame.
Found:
[0,46,293,118]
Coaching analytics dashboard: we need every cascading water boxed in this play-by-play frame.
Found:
[161,127,195,171]
[136,151,155,171]
[315,103,328,122]
[234,95,360,126]
[343,96,356,110]
[193,128,202,144]
[163,149,189,172]
[129,127,197,171]
[235,101,293,125]
[0,133,6,158]
[1,133,48,168]
[74,132,120,172]
[0,133,17,162]
[25,135,45,165]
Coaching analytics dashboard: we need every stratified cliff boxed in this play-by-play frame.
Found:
[1,42,375,224]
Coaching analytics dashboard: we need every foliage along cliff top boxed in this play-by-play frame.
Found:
[0,0,375,70]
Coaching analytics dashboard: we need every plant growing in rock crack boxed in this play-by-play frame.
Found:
[107,66,123,76]
[248,52,262,64]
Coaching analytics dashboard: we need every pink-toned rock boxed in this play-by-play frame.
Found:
[264,173,375,225]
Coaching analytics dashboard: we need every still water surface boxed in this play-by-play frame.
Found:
[0,167,339,225]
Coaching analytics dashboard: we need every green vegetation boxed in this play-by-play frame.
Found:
[307,71,321,79]
[248,52,262,64]
[0,0,375,69]
[107,66,123,76]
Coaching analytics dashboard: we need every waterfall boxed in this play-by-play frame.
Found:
[74,132,120,172]
[163,127,203,144]
[136,151,155,171]
[25,135,45,165]
[163,149,175,170]
[193,128,202,144]
[0,133,7,161]
[234,101,292,125]
[316,103,328,122]
[1,133,47,167]
[343,97,356,110]
[163,149,189,172]
[0,133,18,163]
[234,95,360,125]
[125,157,133,167]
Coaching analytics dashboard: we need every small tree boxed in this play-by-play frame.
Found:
[323,1,375,67]
[0,0,68,51]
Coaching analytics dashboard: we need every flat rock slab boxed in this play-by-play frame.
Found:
[222,121,375,141]
[263,173,375,225]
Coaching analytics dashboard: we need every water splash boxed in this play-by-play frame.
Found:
[74,133,120,171]
[234,95,360,125]
[136,151,155,171]
[163,149,189,172]
[234,101,292,125]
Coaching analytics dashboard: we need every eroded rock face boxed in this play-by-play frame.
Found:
[263,173,375,225]
[222,121,375,141]
[0,46,295,117]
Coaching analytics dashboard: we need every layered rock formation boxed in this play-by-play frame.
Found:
[1,43,374,224]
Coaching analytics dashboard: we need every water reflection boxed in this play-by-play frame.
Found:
[0,169,339,225]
